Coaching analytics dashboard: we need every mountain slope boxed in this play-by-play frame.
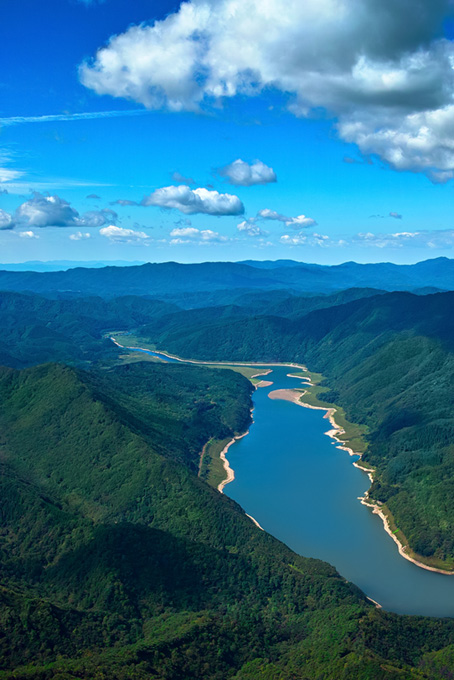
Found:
[2,360,454,678]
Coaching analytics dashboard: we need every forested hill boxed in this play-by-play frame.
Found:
[0,292,177,367]
[0,288,385,368]
[4,360,454,678]
[138,290,454,569]
[0,256,454,297]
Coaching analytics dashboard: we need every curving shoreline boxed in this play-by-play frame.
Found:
[268,385,454,576]
[217,430,264,532]
[217,433,249,493]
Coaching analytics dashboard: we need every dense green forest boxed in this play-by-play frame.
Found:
[3,360,454,678]
[0,292,177,367]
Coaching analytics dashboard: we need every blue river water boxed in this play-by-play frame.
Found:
[126,347,454,617]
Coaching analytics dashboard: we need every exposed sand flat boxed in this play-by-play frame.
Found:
[255,380,273,388]
[268,388,305,403]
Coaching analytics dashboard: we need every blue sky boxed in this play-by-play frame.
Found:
[1,0,454,264]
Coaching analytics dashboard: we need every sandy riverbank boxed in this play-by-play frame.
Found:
[217,431,250,493]
[269,385,454,576]
[255,380,273,388]
[217,432,264,531]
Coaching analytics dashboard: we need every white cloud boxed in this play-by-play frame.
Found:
[169,226,228,243]
[0,168,23,183]
[237,219,267,237]
[280,232,330,246]
[70,231,92,241]
[220,159,277,186]
[18,231,39,239]
[0,151,24,184]
[80,0,454,178]
[142,185,244,215]
[389,212,403,219]
[278,227,454,250]
[258,208,317,229]
[0,109,148,128]
[280,233,308,246]
[14,194,77,228]
[353,229,454,249]
[0,208,13,230]
[100,225,151,243]
[3,193,118,230]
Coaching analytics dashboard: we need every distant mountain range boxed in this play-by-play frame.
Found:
[0,260,146,272]
[0,257,451,297]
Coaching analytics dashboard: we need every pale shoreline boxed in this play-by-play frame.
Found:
[217,433,248,493]
[269,387,454,576]
[217,430,264,532]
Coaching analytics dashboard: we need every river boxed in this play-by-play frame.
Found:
[119,344,454,617]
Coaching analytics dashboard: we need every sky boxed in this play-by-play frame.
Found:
[1,0,454,265]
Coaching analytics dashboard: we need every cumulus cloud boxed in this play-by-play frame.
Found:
[258,208,317,229]
[278,227,454,250]
[69,231,91,241]
[237,219,267,237]
[0,208,13,229]
[80,0,454,179]
[142,185,244,215]
[281,232,330,246]
[169,226,228,243]
[86,193,101,199]
[353,229,454,249]
[100,225,150,243]
[19,231,39,239]
[2,193,118,230]
[389,211,403,219]
[219,159,277,186]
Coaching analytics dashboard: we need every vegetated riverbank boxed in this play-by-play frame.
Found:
[269,375,454,576]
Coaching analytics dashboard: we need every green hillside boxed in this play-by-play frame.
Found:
[2,360,454,678]
[0,292,177,367]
